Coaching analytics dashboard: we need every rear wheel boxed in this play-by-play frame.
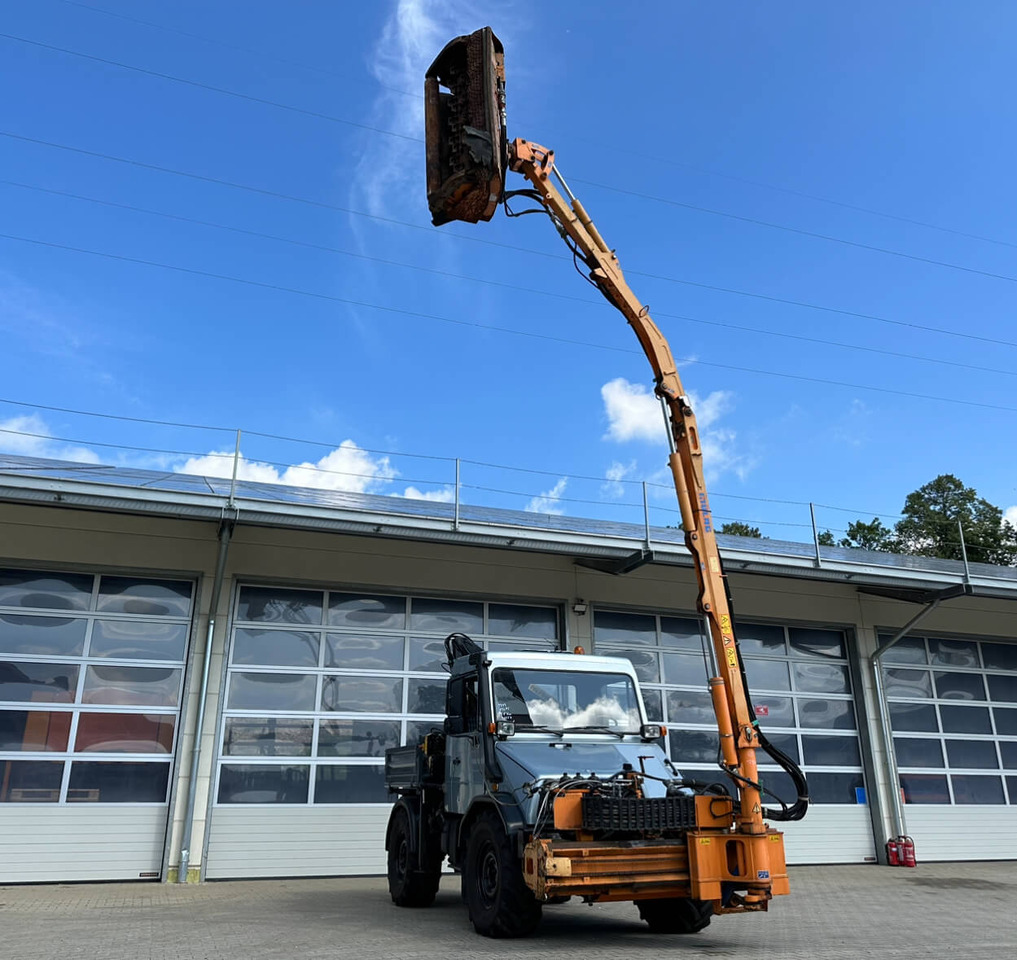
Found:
[387,806,441,908]
[464,810,542,938]
[635,897,713,934]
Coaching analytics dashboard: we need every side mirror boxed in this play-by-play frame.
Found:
[424,26,506,226]
[444,715,466,736]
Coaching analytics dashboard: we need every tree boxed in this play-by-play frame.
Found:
[719,521,762,538]
[838,518,895,552]
[893,474,1017,566]
[839,475,1017,566]
[817,530,836,546]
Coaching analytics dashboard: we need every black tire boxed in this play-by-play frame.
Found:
[387,806,441,908]
[635,897,713,934]
[463,810,542,938]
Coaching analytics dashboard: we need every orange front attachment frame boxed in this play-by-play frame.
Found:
[534,788,788,910]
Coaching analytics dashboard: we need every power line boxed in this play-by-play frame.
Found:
[7,29,1017,294]
[572,175,1017,288]
[3,228,1017,417]
[6,177,1015,380]
[50,0,419,99]
[52,1,1017,255]
[567,135,1017,253]
[5,129,1015,351]
[0,31,421,143]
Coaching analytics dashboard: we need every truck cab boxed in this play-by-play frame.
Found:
[385,639,777,938]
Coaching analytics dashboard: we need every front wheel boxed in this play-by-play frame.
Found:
[464,810,542,938]
[635,897,713,934]
[387,806,441,908]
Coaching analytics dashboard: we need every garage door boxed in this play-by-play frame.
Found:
[592,610,875,864]
[882,632,1017,860]
[205,586,561,879]
[0,568,193,882]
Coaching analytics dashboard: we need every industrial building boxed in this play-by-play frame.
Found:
[1,453,1015,883]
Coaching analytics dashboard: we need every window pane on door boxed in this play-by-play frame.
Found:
[74,713,176,754]
[659,617,703,650]
[227,672,316,712]
[0,710,72,751]
[0,759,64,801]
[789,628,845,659]
[801,735,861,766]
[951,775,1005,804]
[317,720,400,757]
[328,593,406,630]
[900,774,949,804]
[97,578,192,618]
[68,761,170,802]
[0,614,87,657]
[669,729,719,764]
[222,718,312,757]
[939,705,992,735]
[933,672,986,701]
[988,675,1017,703]
[0,570,92,611]
[409,599,482,634]
[88,620,188,661]
[894,738,944,768]
[237,587,322,625]
[488,604,557,639]
[83,666,181,707]
[798,698,855,730]
[320,676,402,713]
[325,634,404,671]
[0,661,78,703]
[314,765,387,803]
[217,764,309,803]
[944,740,998,769]
[232,629,320,667]
[889,702,939,732]
[665,689,714,725]
[884,669,933,699]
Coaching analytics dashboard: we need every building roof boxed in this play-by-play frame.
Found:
[1,453,1015,599]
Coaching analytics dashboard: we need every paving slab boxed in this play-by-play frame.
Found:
[3,861,1016,960]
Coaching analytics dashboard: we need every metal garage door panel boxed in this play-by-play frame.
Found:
[0,807,169,882]
[902,808,1017,861]
[205,806,392,879]
[780,806,876,864]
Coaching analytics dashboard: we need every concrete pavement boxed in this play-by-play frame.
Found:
[3,860,1016,959]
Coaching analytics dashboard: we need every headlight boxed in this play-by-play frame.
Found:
[640,723,666,740]
[489,720,515,739]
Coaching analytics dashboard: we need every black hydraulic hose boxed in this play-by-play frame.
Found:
[717,562,810,822]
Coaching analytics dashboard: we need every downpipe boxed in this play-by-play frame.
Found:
[177,514,235,882]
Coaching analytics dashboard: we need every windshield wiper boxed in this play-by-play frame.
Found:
[515,724,565,738]
[567,725,634,739]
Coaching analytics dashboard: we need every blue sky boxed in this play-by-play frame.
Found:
[1,0,1015,543]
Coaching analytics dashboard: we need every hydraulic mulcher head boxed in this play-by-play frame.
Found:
[424,26,506,226]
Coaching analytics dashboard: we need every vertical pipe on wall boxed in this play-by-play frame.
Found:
[454,458,461,531]
[809,502,822,568]
[869,597,948,848]
[177,514,235,882]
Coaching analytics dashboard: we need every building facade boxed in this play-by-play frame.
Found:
[1,455,1015,883]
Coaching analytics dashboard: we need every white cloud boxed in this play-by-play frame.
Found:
[601,459,637,499]
[351,1,474,220]
[601,377,733,439]
[0,414,100,464]
[526,477,568,515]
[600,378,752,483]
[601,378,661,443]
[400,485,455,502]
[1005,506,1017,526]
[177,440,397,494]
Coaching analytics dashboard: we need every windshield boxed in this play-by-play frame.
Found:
[491,668,642,733]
